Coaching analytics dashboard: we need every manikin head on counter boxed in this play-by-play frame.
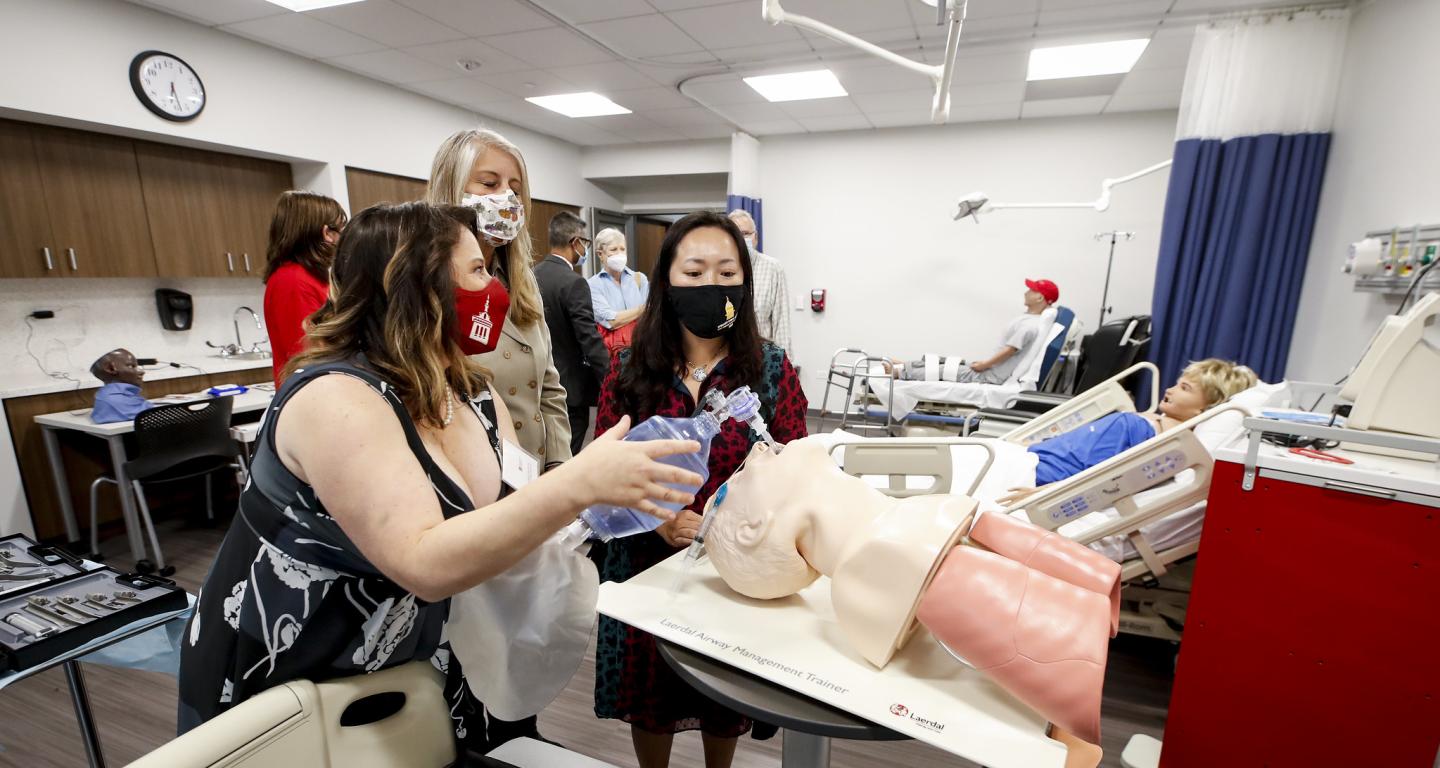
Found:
[703,435,1122,747]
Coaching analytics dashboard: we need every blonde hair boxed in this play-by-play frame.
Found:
[594,227,626,256]
[1182,358,1259,407]
[425,128,543,327]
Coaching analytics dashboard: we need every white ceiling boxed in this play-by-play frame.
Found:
[126,0,1308,147]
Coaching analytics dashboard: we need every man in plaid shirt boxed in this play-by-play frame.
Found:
[728,209,794,362]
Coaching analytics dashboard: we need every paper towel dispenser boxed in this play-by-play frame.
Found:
[156,288,193,331]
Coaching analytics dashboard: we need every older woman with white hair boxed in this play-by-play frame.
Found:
[587,226,649,353]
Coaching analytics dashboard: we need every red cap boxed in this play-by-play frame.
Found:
[1025,278,1059,304]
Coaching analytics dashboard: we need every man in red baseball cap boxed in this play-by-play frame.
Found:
[887,279,1060,384]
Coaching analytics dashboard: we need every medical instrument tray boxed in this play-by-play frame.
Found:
[0,533,87,600]
[0,549,186,672]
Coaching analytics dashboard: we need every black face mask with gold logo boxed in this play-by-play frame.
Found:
[666,285,747,339]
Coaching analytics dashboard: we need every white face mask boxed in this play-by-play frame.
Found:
[744,235,757,250]
[461,190,526,247]
[604,253,628,273]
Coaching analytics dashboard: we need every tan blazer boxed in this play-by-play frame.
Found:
[471,315,572,465]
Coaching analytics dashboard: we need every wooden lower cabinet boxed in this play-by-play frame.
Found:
[5,368,269,543]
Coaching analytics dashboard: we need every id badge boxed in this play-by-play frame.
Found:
[501,439,540,491]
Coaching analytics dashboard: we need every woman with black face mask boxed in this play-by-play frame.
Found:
[591,211,808,768]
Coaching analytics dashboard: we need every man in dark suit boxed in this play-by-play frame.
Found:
[533,210,611,455]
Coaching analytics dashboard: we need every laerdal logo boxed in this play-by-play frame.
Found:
[889,703,944,733]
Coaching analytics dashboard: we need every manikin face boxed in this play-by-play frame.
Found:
[103,350,145,386]
[1160,374,1209,420]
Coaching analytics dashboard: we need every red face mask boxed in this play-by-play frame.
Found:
[453,279,510,355]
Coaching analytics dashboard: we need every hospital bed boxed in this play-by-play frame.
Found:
[825,373,1280,642]
[818,308,1075,436]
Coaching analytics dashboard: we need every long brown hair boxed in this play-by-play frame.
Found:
[424,129,543,327]
[613,212,763,418]
[262,191,346,283]
[284,202,488,427]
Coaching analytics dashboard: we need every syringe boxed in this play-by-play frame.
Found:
[670,483,727,597]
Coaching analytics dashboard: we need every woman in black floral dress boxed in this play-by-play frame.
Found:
[178,202,704,758]
[593,212,809,768]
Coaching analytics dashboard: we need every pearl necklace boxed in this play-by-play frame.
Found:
[442,384,455,427]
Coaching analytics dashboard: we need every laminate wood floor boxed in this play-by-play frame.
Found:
[0,517,1173,768]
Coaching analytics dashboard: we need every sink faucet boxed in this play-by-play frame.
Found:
[233,306,262,351]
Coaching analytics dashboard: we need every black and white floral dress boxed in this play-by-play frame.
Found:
[178,360,505,751]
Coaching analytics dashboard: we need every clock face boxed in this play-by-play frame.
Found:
[129,51,206,122]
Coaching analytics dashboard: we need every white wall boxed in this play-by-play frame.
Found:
[1287,0,1440,383]
[581,140,730,180]
[0,0,619,210]
[760,111,1178,403]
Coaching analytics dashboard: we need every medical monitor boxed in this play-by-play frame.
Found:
[1339,291,1440,440]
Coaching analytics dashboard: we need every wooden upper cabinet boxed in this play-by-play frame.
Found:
[345,167,426,214]
[0,120,59,278]
[136,144,291,278]
[136,142,234,278]
[223,155,292,277]
[31,124,156,278]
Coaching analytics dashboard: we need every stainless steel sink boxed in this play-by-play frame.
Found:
[210,351,272,361]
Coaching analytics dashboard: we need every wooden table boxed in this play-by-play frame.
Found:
[33,388,273,562]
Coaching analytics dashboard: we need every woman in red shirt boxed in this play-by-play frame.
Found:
[262,191,346,383]
[592,211,808,768]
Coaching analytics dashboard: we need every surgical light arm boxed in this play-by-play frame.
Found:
[762,0,966,124]
[955,159,1174,221]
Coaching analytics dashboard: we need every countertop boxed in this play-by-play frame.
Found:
[1,354,271,400]
[1214,433,1440,498]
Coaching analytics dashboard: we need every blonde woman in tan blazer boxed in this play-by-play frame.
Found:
[427,129,571,468]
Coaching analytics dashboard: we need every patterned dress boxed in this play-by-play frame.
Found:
[592,342,808,736]
[177,360,509,752]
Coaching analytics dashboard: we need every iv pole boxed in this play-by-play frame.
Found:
[1094,230,1134,329]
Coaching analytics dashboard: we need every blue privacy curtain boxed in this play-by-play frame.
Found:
[1149,10,1348,385]
[726,194,763,251]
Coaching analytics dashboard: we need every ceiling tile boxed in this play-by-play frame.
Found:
[1024,73,1123,100]
[1104,88,1181,112]
[222,14,388,59]
[405,77,512,107]
[647,0,738,9]
[536,0,657,24]
[801,26,918,54]
[129,0,284,26]
[1131,30,1193,70]
[579,13,707,59]
[705,100,790,123]
[677,123,737,139]
[780,0,915,33]
[547,61,660,92]
[708,40,818,62]
[666,1,803,50]
[953,101,1023,122]
[1037,0,1171,28]
[308,0,463,48]
[647,106,731,128]
[778,96,861,119]
[951,81,1025,106]
[680,78,765,106]
[1170,0,1302,9]
[325,49,459,84]
[403,38,533,75]
[582,113,688,143]
[1117,66,1185,93]
[794,113,873,132]
[602,86,697,111]
[1020,95,1109,118]
[736,118,806,135]
[627,57,723,87]
[949,51,1028,85]
[395,0,553,37]
[964,0,1039,18]
[482,26,617,68]
[834,63,927,96]
[851,89,934,114]
[474,68,579,98]
[864,109,934,128]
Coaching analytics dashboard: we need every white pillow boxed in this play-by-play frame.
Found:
[1192,381,1286,454]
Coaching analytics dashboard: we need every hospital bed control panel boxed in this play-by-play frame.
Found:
[1045,448,1190,524]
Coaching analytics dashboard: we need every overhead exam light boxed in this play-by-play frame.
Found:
[952,160,1173,222]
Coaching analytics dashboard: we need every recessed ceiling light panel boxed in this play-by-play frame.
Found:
[743,69,848,103]
[1026,39,1151,81]
[525,92,632,118]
